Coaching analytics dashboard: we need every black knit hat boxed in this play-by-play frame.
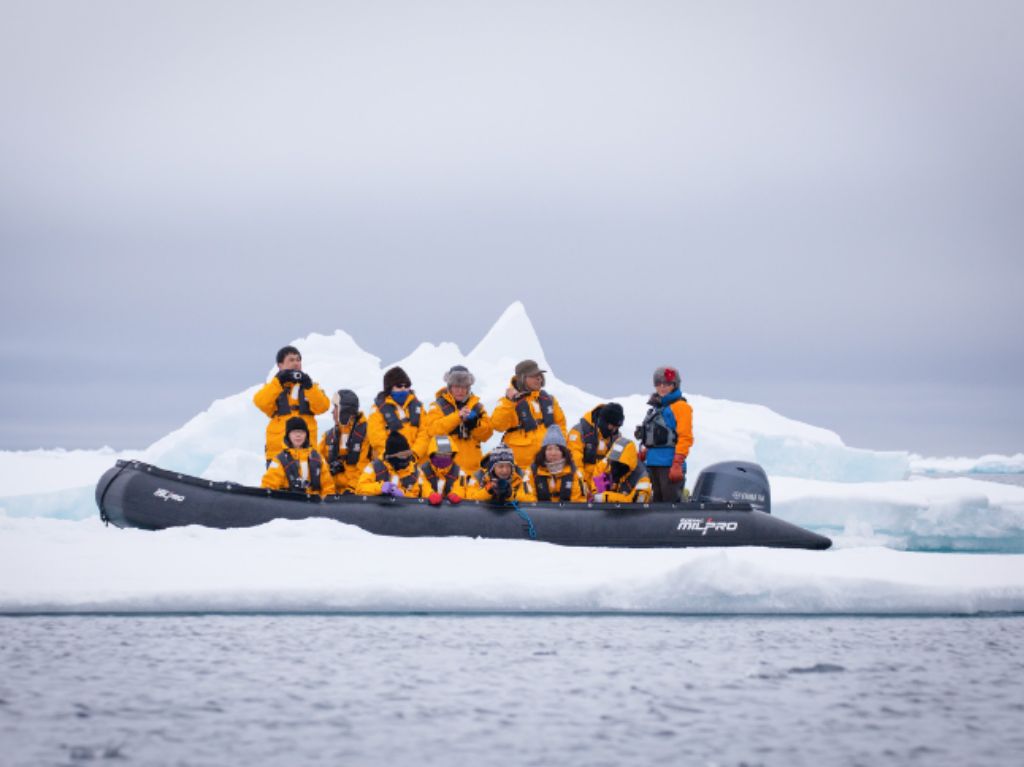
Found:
[383,366,412,391]
[283,416,309,447]
[598,403,625,428]
[385,431,411,456]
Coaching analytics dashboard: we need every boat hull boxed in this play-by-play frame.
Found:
[96,461,831,550]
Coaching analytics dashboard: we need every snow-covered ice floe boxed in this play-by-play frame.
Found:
[910,452,1024,475]
[1,516,1021,615]
[0,302,1022,614]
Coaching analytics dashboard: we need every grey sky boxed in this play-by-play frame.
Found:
[2,1,1022,456]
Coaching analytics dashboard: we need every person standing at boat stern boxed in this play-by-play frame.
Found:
[568,402,625,484]
[491,359,567,470]
[261,417,336,497]
[415,365,494,474]
[368,366,424,461]
[356,431,423,498]
[531,426,588,503]
[318,389,371,494]
[253,346,330,464]
[636,366,694,502]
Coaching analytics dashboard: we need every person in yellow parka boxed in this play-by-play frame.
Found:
[317,389,371,494]
[415,365,494,474]
[568,402,625,484]
[636,365,694,502]
[530,426,588,503]
[253,345,330,463]
[355,431,422,498]
[589,437,652,504]
[367,366,424,461]
[261,417,336,498]
[465,444,536,503]
[416,435,469,506]
[491,359,567,471]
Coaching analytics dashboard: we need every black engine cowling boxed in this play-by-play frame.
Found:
[692,461,771,514]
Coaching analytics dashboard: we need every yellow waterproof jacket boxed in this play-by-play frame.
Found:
[491,380,567,469]
[568,405,617,483]
[367,392,425,460]
[261,446,336,498]
[415,388,494,473]
[590,439,653,504]
[530,461,589,503]
[355,458,422,498]
[316,413,371,493]
[253,377,331,460]
[415,461,470,500]
[465,467,537,503]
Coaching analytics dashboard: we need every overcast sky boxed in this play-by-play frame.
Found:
[2,1,1022,456]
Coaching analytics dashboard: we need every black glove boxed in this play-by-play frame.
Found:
[494,477,512,500]
[299,372,313,390]
[329,460,344,475]
[277,369,303,385]
[634,424,644,441]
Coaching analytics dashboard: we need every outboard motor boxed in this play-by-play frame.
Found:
[692,461,771,514]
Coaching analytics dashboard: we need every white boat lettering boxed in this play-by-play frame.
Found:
[154,488,186,503]
[677,517,738,535]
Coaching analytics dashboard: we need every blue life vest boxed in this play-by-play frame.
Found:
[643,390,687,467]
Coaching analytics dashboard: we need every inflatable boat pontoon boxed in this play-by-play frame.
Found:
[96,460,831,550]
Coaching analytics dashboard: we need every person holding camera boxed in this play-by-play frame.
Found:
[636,365,694,502]
[318,389,371,494]
[491,359,567,470]
[466,444,536,503]
[253,345,330,463]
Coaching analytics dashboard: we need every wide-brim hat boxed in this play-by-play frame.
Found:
[515,359,546,378]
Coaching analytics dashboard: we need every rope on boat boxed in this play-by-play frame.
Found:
[509,501,537,541]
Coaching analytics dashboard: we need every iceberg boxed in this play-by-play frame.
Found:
[0,302,1022,615]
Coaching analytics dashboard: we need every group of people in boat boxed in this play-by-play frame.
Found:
[254,345,694,505]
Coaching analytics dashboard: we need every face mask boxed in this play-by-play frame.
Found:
[389,455,411,470]
[431,454,453,469]
[391,390,411,405]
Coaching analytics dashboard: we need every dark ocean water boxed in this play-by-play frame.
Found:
[2,614,1023,767]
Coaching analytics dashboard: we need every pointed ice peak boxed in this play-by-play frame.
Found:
[468,301,548,369]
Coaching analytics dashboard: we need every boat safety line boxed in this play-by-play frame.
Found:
[510,501,537,541]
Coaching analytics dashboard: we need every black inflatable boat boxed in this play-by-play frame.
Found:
[96,459,831,550]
